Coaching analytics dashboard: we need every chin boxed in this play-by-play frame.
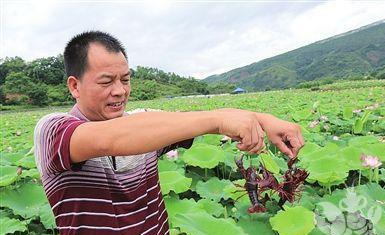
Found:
[108,111,124,119]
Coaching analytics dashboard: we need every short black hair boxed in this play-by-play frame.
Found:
[63,31,127,79]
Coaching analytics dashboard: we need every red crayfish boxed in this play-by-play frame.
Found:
[234,153,309,213]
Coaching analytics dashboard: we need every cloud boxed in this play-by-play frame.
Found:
[1,1,384,79]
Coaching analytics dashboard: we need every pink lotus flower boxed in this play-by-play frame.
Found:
[360,154,382,169]
[166,150,178,160]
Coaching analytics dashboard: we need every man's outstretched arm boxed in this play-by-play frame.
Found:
[69,109,303,163]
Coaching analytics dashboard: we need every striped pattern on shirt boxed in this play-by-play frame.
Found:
[34,105,193,235]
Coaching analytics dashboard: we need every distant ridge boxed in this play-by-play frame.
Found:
[203,20,385,91]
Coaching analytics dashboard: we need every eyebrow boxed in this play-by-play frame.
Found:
[98,71,131,79]
[123,71,131,77]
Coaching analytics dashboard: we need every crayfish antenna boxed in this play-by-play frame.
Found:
[234,192,248,202]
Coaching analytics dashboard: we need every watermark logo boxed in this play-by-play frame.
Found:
[315,188,382,235]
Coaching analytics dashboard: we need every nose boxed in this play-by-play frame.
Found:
[111,80,127,97]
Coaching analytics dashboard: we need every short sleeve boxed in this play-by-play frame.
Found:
[156,138,195,157]
[34,113,86,176]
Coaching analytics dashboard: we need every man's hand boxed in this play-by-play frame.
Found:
[214,108,266,154]
[257,113,305,158]
[214,109,304,158]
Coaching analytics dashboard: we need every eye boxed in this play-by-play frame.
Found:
[99,80,112,85]
[121,79,130,84]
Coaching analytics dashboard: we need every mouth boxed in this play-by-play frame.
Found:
[107,101,125,110]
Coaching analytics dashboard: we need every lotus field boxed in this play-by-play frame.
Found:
[1,80,385,235]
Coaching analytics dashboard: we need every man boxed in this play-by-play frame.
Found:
[34,31,304,235]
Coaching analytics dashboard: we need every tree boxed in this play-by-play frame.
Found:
[3,72,33,94]
[0,57,26,85]
[0,86,5,104]
[377,71,385,80]
[25,55,65,85]
[26,83,48,106]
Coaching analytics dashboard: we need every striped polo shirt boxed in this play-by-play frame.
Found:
[34,104,193,235]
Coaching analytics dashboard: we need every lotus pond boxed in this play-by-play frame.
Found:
[1,80,385,235]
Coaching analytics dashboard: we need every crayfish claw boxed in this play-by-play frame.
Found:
[287,156,298,169]
[248,204,266,213]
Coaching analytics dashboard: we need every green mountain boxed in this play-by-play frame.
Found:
[203,20,385,91]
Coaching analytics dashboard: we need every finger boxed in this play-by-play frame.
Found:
[249,121,260,151]
[298,130,305,146]
[250,124,265,154]
[255,124,265,153]
[237,129,252,151]
[288,135,302,158]
[249,128,263,154]
[274,140,293,158]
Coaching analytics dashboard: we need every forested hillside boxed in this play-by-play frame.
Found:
[204,20,385,91]
[0,56,235,107]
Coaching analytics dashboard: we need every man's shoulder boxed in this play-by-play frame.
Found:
[35,112,82,132]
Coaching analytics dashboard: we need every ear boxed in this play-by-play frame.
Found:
[67,76,81,99]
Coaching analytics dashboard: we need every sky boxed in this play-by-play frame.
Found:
[1,0,385,79]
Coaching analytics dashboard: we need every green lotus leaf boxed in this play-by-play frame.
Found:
[306,155,349,185]
[343,106,353,119]
[20,168,41,179]
[309,227,330,235]
[159,171,192,195]
[170,228,181,235]
[164,197,206,226]
[0,152,25,166]
[233,194,253,219]
[158,159,184,174]
[309,170,348,186]
[223,179,246,201]
[361,143,385,161]
[259,153,280,174]
[270,206,315,235]
[348,136,379,146]
[184,170,203,191]
[38,203,56,230]
[337,146,364,170]
[174,212,247,235]
[197,198,224,217]
[15,154,36,169]
[0,165,19,186]
[237,217,275,235]
[0,217,27,234]
[271,154,288,172]
[181,143,225,169]
[292,109,312,122]
[223,149,238,170]
[355,183,385,204]
[0,208,13,218]
[184,166,216,191]
[200,134,223,146]
[306,133,326,144]
[299,144,339,167]
[298,142,321,159]
[195,177,232,202]
[0,182,51,219]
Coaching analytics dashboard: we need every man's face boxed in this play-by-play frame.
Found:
[75,43,130,121]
